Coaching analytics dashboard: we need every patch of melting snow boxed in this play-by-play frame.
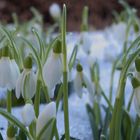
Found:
[0,22,139,139]
[0,94,93,140]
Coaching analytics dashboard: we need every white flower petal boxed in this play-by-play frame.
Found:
[10,60,20,89]
[15,70,26,99]
[21,70,30,99]
[36,102,56,139]
[0,57,13,90]
[28,71,36,99]
[43,53,62,97]
[21,103,35,126]
[83,73,95,96]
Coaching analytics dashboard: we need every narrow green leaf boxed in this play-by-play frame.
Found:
[131,115,140,140]
[122,109,132,140]
[68,45,78,71]
[100,107,111,140]
[86,104,99,140]
[36,118,55,140]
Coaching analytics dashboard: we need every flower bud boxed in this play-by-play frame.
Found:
[53,39,62,54]
[131,77,140,89]
[21,103,35,126]
[6,125,17,139]
[135,57,140,72]
[23,56,32,69]
[76,63,83,72]
[2,46,10,57]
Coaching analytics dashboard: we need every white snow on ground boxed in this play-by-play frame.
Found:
[0,22,139,139]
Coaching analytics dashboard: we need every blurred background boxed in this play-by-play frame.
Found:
[0,0,139,31]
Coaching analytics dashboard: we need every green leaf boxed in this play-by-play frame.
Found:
[122,109,132,140]
[16,129,27,140]
[31,27,45,61]
[0,109,33,140]
[94,102,102,127]
[36,118,55,140]
[68,45,78,71]
[100,107,111,140]
[86,104,99,140]
[131,115,140,140]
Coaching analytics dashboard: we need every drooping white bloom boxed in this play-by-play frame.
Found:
[74,65,95,98]
[49,3,61,20]
[43,52,62,98]
[21,103,35,126]
[0,57,19,90]
[36,102,56,140]
[16,69,36,99]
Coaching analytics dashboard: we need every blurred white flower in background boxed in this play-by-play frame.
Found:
[21,103,35,126]
[49,3,61,21]
[36,102,56,140]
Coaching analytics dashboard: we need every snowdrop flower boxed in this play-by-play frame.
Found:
[49,3,61,21]
[21,103,35,126]
[43,39,62,98]
[16,56,36,100]
[36,102,56,140]
[74,63,95,98]
[0,46,20,90]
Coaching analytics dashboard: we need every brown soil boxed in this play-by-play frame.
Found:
[0,0,139,31]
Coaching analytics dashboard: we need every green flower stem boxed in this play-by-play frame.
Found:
[7,90,12,113]
[81,6,88,31]
[34,80,41,117]
[109,46,140,140]
[109,58,119,102]
[42,83,51,103]
[62,4,70,140]
[100,88,113,111]
[55,123,59,140]
[127,90,134,111]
